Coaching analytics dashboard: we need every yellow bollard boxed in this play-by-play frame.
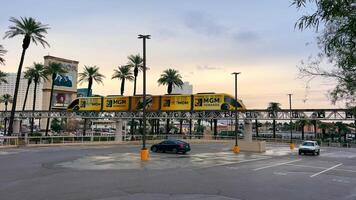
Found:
[140,148,149,161]
[289,143,295,150]
[233,145,240,154]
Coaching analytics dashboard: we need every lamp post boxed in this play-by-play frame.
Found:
[232,72,241,153]
[288,93,295,150]
[138,34,150,161]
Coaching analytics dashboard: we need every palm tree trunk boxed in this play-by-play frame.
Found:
[168,83,172,94]
[313,121,317,139]
[301,124,305,140]
[22,82,31,111]
[255,119,259,137]
[83,80,92,136]
[45,75,56,136]
[189,119,192,139]
[273,120,276,138]
[166,119,170,134]
[121,78,125,95]
[8,47,27,135]
[133,74,137,96]
[30,82,38,135]
[214,119,217,139]
[179,119,183,134]
[4,103,8,136]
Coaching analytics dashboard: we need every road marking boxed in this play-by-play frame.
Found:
[310,163,343,178]
[253,159,302,171]
[200,156,272,169]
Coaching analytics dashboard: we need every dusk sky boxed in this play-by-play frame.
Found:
[0,0,342,109]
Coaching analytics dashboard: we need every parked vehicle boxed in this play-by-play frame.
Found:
[150,139,191,154]
[299,140,320,156]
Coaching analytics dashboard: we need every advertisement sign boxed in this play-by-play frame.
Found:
[193,94,224,110]
[79,97,102,111]
[54,74,73,87]
[52,92,72,108]
[130,96,159,111]
[161,95,191,111]
[103,96,129,111]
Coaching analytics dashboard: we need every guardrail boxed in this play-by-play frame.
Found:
[0,135,355,148]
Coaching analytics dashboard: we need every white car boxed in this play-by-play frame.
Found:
[298,140,320,156]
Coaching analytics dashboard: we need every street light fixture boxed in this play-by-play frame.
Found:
[288,93,295,150]
[138,34,151,161]
[232,72,241,154]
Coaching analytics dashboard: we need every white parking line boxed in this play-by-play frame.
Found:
[253,159,302,171]
[310,163,343,178]
[200,156,272,169]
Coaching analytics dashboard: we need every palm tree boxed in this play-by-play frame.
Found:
[0,70,7,85]
[78,66,105,97]
[296,118,309,140]
[0,45,7,65]
[22,67,36,110]
[43,62,66,136]
[127,54,143,96]
[157,69,184,94]
[78,66,105,135]
[0,94,13,136]
[30,63,47,134]
[4,17,50,135]
[267,102,281,138]
[112,65,134,95]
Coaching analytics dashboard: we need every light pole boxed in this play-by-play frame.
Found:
[138,34,150,161]
[288,93,295,150]
[232,72,241,153]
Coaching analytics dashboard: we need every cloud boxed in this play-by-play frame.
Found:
[196,65,223,70]
[233,31,260,43]
[183,11,227,36]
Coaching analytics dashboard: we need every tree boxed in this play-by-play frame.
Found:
[0,45,6,65]
[78,65,105,97]
[22,67,35,110]
[50,118,62,134]
[267,102,281,138]
[112,65,134,95]
[0,94,13,136]
[78,65,105,135]
[4,17,50,135]
[293,0,356,107]
[157,69,184,94]
[296,118,309,140]
[30,63,47,134]
[127,54,143,95]
[43,62,66,136]
[0,70,7,85]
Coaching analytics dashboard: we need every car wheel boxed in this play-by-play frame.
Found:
[298,151,302,155]
[316,150,320,156]
[172,148,179,154]
[152,146,158,152]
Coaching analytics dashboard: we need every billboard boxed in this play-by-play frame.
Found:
[103,96,129,111]
[54,74,73,87]
[130,96,159,111]
[193,94,225,110]
[52,92,72,108]
[78,97,102,111]
[161,95,191,111]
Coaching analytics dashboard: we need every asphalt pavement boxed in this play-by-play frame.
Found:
[0,143,355,200]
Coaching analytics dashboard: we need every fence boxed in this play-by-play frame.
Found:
[0,134,355,148]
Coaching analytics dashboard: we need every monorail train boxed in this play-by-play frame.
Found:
[67,93,246,112]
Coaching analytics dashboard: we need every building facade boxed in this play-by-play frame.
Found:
[172,81,193,94]
[0,73,43,111]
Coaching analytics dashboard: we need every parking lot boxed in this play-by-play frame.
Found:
[0,143,356,200]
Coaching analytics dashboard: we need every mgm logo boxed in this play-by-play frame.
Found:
[195,97,220,106]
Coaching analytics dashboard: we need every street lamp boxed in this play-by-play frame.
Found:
[288,93,295,150]
[138,34,151,161]
[232,72,241,154]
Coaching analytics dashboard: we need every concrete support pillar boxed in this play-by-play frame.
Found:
[13,119,20,136]
[115,120,123,142]
[244,119,253,142]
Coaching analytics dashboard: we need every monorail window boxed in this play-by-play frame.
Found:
[225,96,242,108]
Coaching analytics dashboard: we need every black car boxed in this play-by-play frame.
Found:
[150,140,191,154]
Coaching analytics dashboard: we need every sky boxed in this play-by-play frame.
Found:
[0,0,343,109]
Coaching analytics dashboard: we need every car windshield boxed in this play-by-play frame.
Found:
[302,142,315,146]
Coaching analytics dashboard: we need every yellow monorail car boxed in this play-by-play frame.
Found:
[67,93,246,112]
